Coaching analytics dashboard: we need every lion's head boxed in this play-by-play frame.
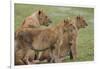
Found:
[37,10,52,26]
[76,16,88,29]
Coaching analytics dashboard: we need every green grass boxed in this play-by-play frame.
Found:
[15,3,94,62]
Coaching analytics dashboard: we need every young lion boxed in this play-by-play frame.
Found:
[16,19,69,63]
[15,9,52,34]
[15,10,52,65]
[38,19,72,62]
[21,10,52,28]
[68,16,88,60]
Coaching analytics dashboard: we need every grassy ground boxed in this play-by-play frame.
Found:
[15,3,94,62]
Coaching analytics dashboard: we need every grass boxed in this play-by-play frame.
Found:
[14,3,94,62]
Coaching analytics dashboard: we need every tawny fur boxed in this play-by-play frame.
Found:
[15,10,52,34]
[15,19,69,63]
[67,16,88,60]
[15,16,88,64]
[39,16,88,62]
[15,31,40,65]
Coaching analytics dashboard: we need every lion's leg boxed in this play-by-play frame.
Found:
[37,52,43,60]
[52,37,63,63]
[15,59,25,65]
[49,49,54,63]
[69,49,73,59]
[70,39,77,60]
[23,57,31,65]
[51,47,62,63]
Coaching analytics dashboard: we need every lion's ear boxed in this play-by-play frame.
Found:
[76,16,81,19]
[64,19,69,24]
[38,10,42,15]
[64,19,67,23]
[76,16,79,19]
